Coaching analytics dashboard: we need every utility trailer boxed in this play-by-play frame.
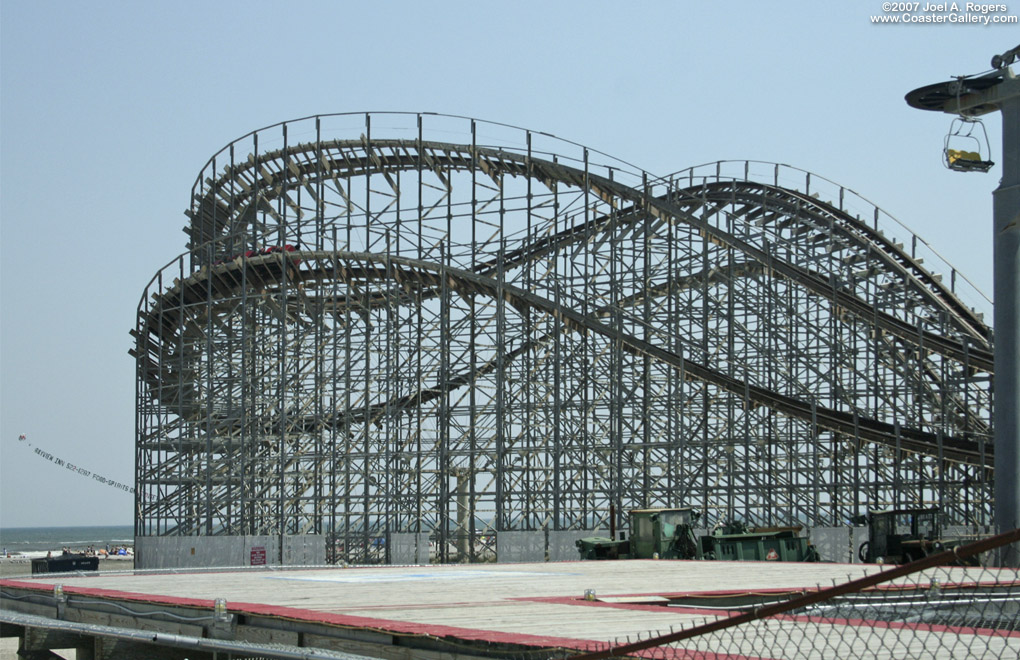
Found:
[700,521,820,562]
[576,508,819,562]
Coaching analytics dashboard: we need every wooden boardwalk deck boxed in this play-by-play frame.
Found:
[2,560,1018,659]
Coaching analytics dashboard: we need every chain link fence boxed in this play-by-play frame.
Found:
[545,530,1020,660]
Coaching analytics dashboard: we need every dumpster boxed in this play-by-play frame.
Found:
[575,537,630,560]
[31,554,100,574]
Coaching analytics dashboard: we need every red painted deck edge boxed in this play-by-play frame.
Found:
[4,572,1016,651]
[0,577,766,659]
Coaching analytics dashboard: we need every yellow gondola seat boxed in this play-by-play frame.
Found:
[945,148,994,173]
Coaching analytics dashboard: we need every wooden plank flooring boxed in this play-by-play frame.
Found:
[3,560,1017,658]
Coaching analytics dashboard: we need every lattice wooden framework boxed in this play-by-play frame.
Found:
[133,114,995,563]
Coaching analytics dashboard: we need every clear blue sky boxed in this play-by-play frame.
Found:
[1,0,1013,528]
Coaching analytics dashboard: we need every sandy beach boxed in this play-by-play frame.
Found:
[0,555,133,579]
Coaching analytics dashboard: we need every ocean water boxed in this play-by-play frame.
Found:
[0,525,134,558]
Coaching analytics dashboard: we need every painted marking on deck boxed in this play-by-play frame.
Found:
[264,569,581,583]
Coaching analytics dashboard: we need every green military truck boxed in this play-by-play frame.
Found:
[577,507,819,563]
[575,507,699,560]
[856,507,978,565]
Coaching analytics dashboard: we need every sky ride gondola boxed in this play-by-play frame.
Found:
[944,114,994,173]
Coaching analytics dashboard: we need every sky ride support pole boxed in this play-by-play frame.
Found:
[907,61,1020,564]
[992,85,1020,563]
